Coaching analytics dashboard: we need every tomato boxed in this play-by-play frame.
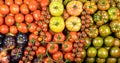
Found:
[0,4,9,14]
[0,16,4,25]
[97,0,110,10]
[28,0,38,11]
[32,10,41,21]
[65,16,81,32]
[66,1,83,16]
[104,36,114,47]
[44,57,54,63]
[10,4,19,14]
[29,33,38,41]
[87,47,97,58]
[10,26,18,34]
[64,52,74,61]
[69,31,78,42]
[40,0,49,7]
[53,32,65,42]
[62,41,73,52]
[0,25,9,34]
[110,20,120,32]
[5,15,15,26]
[84,1,97,14]
[52,51,63,60]
[87,26,98,38]
[94,11,109,26]
[0,0,4,5]
[5,0,13,6]
[17,23,28,33]
[25,14,33,23]
[24,0,30,5]
[47,43,59,54]
[15,0,23,5]
[84,37,91,49]
[98,48,108,59]
[20,4,29,14]
[93,37,103,48]
[15,13,24,23]
[63,10,70,19]
[28,23,37,33]
[115,31,120,39]
[110,47,120,58]
[43,32,52,42]
[36,46,46,57]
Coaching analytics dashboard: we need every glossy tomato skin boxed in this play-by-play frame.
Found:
[10,26,18,34]
[0,25,9,34]
[44,57,54,63]
[47,43,59,54]
[32,10,41,21]
[97,0,110,10]
[36,46,46,57]
[29,33,38,41]
[53,32,65,42]
[10,4,19,14]
[64,52,74,61]
[0,16,4,25]
[15,0,23,5]
[28,23,37,33]
[17,23,28,33]
[62,42,73,52]
[87,26,98,38]
[25,14,33,23]
[52,51,63,60]
[5,0,14,6]
[5,15,15,26]
[43,32,52,42]
[69,31,78,42]
[20,4,29,14]
[15,13,24,23]
[40,0,49,7]
[0,4,9,14]
[28,0,38,11]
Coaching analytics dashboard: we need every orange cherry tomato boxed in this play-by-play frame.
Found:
[32,10,41,21]
[20,4,29,14]
[36,46,46,57]
[0,4,9,14]
[28,23,37,33]
[52,51,63,60]
[5,0,13,6]
[10,26,18,34]
[25,14,33,23]
[15,0,23,5]
[29,33,38,41]
[15,13,24,23]
[10,4,19,14]
[28,0,38,11]
[0,25,9,34]
[0,16,4,25]
[64,52,74,61]
[17,23,28,33]
[5,15,15,26]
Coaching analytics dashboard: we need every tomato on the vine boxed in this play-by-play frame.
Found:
[53,32,65,42]
[62,41,73,52]
[36,46,46,57]
[44,57,54,63]
[28,23,37,33]
[47,43,59,54]
[32,10,41,21]
[17,23,28,33]
[64,52,74,61]
[29,33,38,41]
[52,51,63,60]
[43,32,52,42]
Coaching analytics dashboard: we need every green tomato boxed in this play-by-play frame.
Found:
[113,38,120,47]
[86,58,95,63]
[49,17,65,32]
[49,2,64,16]
[96,58,106,63]
[81,49,86,59]
[110,20,120,33]
[104,36,114,47]
[84,37,91,49]
[99,25,111,37]
[87,26,98,38]
[87,47,97,58]
[117,3,120,10]
[93,37,103,48]
[98,48,108,59]
[110,46,120,58]
[115,31,120,39]
[107,58,117,63]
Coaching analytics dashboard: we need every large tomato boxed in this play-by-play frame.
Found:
[62,41,73,52]
[10,4,19,14]
[49,17,65,32]
[28,0,38,11]
[65,16,81,32]
[43,32,52,42]
[87,26,98,38]
[66,1,83,16]
[0,4,9,14]
[47,43,59,54]
[10,26,18,34]
[110,20,120,32]
[97,0,110,10]
[20,4,29,14]
[69,31,78,42]
[53,32,65,42]
[15,13,24,23]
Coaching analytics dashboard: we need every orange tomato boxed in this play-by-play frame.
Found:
[0,25,9,34]
[28,0,38,11]
[28,23,37,33]
[15,0,23,5]
[32,10,41,21]
[0,16,4,25]
[25,14,33,23]
[10,26,18,34]
[15,13,24,23]
[20,4,29,14]
[5,0,13,6]
[10,4,19,14]
[0,4,9,14]
[17,23,28,33]
[5,15,15,26]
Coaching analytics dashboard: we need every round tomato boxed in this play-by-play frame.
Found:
[62,42,73,52]
[52,51,63,60]
[10,26,18,34]
[44,57,54,63]
[53,32,65,42]
[110,20,120,33]
[20,4,29,14]
[5,15,15,26]
[69,31,78,42]
[10,4,19,14]
[25,14,33,23]
[64,52,74,61]
[36,46,46,57]
[28,23,37,33]
[87,26,98,38]
[15,0,23,5]
[97,0,110,10]
[47,43,59,54]
[5,0,13,6]
[17,23,28,33]
[29,33,38,41]
[43,32,52,42]
[40,0,49,7]
[0,16,4,25]
[28,0,38,11]
[0,25,9,34]
[32,10,41,21]
[0,4,9,14]
[15,13,24,23]
[24,0,30,4]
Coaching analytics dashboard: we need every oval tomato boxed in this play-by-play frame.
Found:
[52,51,63,60]
[28,0,38,11]
[28,23,37,33]
[10,4,19,14]
[10,26,18,34]
[25,14,33,23]
[0,25,9,34]
[20,4,29,14]
[53,32,65,42]
[64,52,74,61]
[15,13,24,23]
[47,43,59,54]
[32,10,41,21]
[15,0,23,5]
[0,4,9,14]
[17,23,28,33]
[5,0,13,6]
[62,41,73,52]
[36,46,46,57]
[5,15,15,26]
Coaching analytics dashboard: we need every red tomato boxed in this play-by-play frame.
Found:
[0,25,9,34]
[10,4,19,14]
[15,0,23,5]
[44,57,54,63]
[0,4,9,14]
[47,43,59,54]
[25,14,33,23]
[5,0,13,6]
[0,16,4,25]
[20,4,29,14]
[29,33,38,41]
[40,0,49,7]
[53,32,65,42]
[24,0,30,5]
[69,31,78,42]
[36,46,46,57]
[28,0,38,11]
[44,32,52,42]
[52,51,63,60]
[15,13,24,23]
[64,52,74,61]
[62,42,73,52]
[5,15,15,26]
[10,26,18,34]
[32,10,41,21]
[17,23,28,33]
[28,23,37,33]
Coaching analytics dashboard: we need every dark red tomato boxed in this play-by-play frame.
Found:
[44,32,52,42]
[69,31,78,42]
[17,23,28,33]
[28,0,38,11]
[24,0,30,5]
[29,33,38,41]
[0,4,9,14]
[44,57,54,63]
[52,51,63,60]
[5,15,15,26]
[10,4,19,14]
[64,52,74,61]
[5,0,13,6]
[0,16,4,25]
[32,10,41,21]
[0,25,9,34]
[10,26,18,34]
[15,13,24,23]
[40,0,49,7]
[47,43,59,54]
[36,46,46,57]
[25,14,33,23]
[62,42,73,52]
[15,0,23,5]
[53,32,65,42]
[28,23,37,33]
[20,4,29,14]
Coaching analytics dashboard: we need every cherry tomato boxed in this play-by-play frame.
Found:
[0,25,9,34]
[52,51,63,60]
[25,14,33,23]
[17,23,28,33]
[47,43,59,54]
[5,0,13,6]
[24,0,30,5]
[28,0,38,11]
[0,16,4,25]
[32,10,41,21]
[36,46,46,57]
[10,26,18,34]
[15,0,23,5]
[64,52,74,61]
[0,4,9,14]
[44,32,52,42]
[5,15,15,26]
[53,32,65,42]
[44,57,54,63]
[20,4,29,14]
[15,13,24,23]
[10,4,19,14]
[40,0,49,7]
[29,33,38,41]
[62,42,73,52]
[69,31,78,42]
